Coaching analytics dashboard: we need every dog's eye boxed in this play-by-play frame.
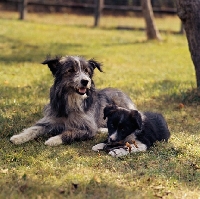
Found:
[110,124,114,128]
[84,68,89,73]
[68,68,75,73]
[121,128,125,132]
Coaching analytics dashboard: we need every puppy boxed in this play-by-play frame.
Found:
[10,56,136,146]
[92,105,170,157]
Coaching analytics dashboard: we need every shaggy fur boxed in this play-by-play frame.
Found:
[92,104,170,157]
[10,56,136,146]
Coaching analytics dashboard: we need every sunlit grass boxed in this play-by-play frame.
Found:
[0,11,199,198]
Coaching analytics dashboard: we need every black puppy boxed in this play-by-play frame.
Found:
[92,105,170,157]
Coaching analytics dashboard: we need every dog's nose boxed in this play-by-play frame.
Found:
[81,79,89,86]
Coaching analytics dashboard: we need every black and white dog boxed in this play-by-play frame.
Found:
[10,56,136,146]
[92,105,170,157]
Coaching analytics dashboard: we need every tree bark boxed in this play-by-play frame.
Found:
[176,0,200,88]
[179,22,185,34]
[141,0,161,41]
[94,0,104,27]
[19,0,28,20]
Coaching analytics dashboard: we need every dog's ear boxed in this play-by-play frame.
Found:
[129,110,142,130]
[103,104,117,120]
[42,57,60,76]
[88,59,103,72]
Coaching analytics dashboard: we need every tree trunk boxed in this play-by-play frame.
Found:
[141,0,161,41]
[176,0,200,88]
[179,22,185,34]
[94,0,104,27]
[19,0,28,20]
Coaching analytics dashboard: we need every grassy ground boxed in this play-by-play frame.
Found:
[0,11,200,199]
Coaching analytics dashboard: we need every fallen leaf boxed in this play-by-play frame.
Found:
[178,103,184,109]
[19,184,28,193]
[191,163,200,170]
[0,168,8,174]
[72,182,79,189]
[154,185,164,190]
[93,175,101,183]
[58,188,65,194]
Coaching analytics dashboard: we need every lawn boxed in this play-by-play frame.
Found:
[0,11,199,199]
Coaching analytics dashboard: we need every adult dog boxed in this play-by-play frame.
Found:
[10,56,136,146]
[92,105,170,157]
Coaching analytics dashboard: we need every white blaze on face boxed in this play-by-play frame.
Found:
[73,56,81,68]
[73,57,91,94]
[59,56,68,63]
[108,131,118,142]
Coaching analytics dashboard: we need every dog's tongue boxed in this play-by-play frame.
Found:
[78,88,87,94]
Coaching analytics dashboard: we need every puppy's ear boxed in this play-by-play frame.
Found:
[129,110,142,130]
[103,104,117,120]
[42,57,60,76]
[88,59,103,72]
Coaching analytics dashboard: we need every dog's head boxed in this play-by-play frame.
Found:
[103,105,142,143]
[42,56,103,96]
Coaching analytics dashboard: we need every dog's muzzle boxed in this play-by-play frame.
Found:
[76,87,88,95]
[76,79,89,95]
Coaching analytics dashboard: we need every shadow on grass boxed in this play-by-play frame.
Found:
[0,35,83,64]
[72,139,200,192]
[0,168,144,199]
[1,70,199,194]
[150,80,200,105]
[121,79,199,108]
[99,25,181,34]
[1,76,199,138]
[3,135,199,196]
[0,73,51,138]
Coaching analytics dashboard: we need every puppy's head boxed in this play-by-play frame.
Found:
[42,56,103,96]
[104,105,142,143]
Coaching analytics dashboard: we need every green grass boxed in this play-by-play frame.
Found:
[0,11,200,198]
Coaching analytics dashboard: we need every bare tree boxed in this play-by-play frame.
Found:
[141,0,161,41]
[176,0,200,88]
[94,0,104,27]
[19,0,28,20]
[179,22,185,34]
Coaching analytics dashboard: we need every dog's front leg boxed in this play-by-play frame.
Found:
[97,128,108,134]
[45,129,95,146]
[108,148,129,157]
[92,143,107,151]
[92,139,108,152]
[109,141,147,157]
[10,126,45,145]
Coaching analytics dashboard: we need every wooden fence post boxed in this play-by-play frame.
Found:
[19,0,28,20]
[94,0,104,27]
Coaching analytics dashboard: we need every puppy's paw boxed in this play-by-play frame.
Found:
[45,135,63,146]
[108,148,129,157]
[92,143,106,151]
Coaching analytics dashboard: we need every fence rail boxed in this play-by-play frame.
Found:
[4,0,177,13]
[2,0,177,26]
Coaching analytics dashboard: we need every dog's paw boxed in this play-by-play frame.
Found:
[92,143,106,151]
[45,135,63,146]
[10,134,29,145]
[97,128,108,134]
[108,148,129,157]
